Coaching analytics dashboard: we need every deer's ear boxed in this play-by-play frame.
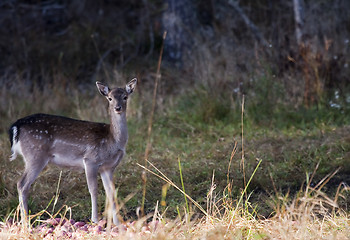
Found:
[96,82,110,96]
[126,78,137,95]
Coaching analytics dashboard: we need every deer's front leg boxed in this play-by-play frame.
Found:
[83,160,99,223]
[100,150,123,225]
[101,169,118,225]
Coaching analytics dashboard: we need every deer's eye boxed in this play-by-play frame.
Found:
[123,96,128,101]
[108,97,112,101]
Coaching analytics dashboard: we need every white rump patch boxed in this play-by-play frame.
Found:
[9,126,23,161]
[10,139,22,161]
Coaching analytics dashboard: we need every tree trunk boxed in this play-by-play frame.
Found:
[162,0,198,67]
[293,0,304,46]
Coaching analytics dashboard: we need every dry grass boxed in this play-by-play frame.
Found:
[0,163,349,239]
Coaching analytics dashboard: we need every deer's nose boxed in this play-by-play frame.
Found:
[115,106,122,112]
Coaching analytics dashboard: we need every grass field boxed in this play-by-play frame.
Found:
[0,73,349,239]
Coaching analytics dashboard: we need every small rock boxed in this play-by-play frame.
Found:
[80,224,89,232]
[74,221,86,228]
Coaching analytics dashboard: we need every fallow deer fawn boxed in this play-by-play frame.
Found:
[9,78,137,224]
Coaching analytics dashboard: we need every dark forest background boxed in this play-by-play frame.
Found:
[0,0,349,109]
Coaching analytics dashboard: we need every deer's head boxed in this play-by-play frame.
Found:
[96,78,137,114]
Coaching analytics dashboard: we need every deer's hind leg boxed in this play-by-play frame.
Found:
[17,154,50,221]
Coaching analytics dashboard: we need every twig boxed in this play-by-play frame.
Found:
[178,158,190,217]
[240,95,247,199]
[141,31,167,216]
[51,170,62,214]
[227,141,237,193]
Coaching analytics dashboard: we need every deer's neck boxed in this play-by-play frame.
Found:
[109,110,128,147]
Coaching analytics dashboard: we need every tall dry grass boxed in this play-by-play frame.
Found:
[0,159,349,239]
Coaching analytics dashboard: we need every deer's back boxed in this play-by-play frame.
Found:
[9,113,120,170]
[11,113,110,142]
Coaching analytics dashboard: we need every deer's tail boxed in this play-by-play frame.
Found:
[9,124,20,161]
